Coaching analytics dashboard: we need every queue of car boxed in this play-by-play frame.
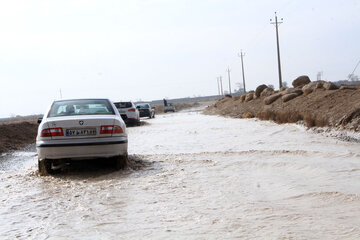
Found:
[36,98,161,175]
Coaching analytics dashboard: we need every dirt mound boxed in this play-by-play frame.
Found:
[0,121,38,154]
[204,84,360,131]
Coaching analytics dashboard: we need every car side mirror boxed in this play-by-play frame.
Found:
[37,118,43,124]
[136,106,140,109]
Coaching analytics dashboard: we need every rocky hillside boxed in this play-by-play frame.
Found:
[204,76,360,131]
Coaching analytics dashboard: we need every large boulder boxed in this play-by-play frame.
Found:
[260,88,274,97]
[302,81,324,95]
[245,92,254,102]
[323,82,338,90]
[282,93,299,102]
[255,84,268,97]
[240,95,246,102]
[284,88,303,96]
[315,80,326,89]
[264,93,282,105]
[292,75,311,88]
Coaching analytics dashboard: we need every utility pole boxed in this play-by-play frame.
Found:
[216,77,220,95]
[226,67,232,95]
[219,75,224,95]
[270,12,283,89]
[59,89,63,99]
[238,50,246,93]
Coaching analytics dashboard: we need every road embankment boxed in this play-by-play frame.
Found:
[204,82,360,131]
[0,122,38,154]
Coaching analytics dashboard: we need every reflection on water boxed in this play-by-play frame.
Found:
[1,113,360,239]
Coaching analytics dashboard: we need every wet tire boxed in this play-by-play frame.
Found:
[115,154,128,170]
[38,159,58,176]
[136,119,141,126]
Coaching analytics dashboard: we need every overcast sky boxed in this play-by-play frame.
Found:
[0,0,359,117]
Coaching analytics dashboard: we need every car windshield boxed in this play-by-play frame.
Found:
[137,104,150,109]
[114,102,132,108]
[48,99,115,117]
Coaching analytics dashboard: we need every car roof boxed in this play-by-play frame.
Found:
[54,98,110,103]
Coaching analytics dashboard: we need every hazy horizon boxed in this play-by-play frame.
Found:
[0,0,359,118]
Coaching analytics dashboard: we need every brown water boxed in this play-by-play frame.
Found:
[1,111,360,239]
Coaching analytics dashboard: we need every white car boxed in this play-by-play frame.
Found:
[36,98,128,175]
[164,103,176,113]
[114,101,140,126]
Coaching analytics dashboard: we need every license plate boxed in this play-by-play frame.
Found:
[66,128,97,136]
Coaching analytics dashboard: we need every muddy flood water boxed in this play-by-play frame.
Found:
[1,110,360,239]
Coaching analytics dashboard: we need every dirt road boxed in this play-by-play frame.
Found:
[1,110,360,239]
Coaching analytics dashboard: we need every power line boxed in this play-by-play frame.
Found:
[270,12,284,89]
[348,59,360,80]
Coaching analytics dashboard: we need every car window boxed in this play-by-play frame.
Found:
[137,104,150,109]
[48,99,115,117]
[114,102,132,108]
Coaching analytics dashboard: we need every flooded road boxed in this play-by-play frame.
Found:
[1,111,360,239]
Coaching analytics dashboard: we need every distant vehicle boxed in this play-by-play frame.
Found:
[136,103,155,118]
[114,101,140,126]
[36,98,128,175]
[164,103,176,113]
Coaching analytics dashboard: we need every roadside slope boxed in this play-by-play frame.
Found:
[204,85,360,131]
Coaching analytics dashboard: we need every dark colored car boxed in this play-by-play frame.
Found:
[136,103,155,118]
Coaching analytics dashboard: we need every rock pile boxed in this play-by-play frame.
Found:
[236,75,343,105]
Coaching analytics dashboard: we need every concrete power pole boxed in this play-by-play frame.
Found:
[238,50,246,94]
[219,76,224,95]
[226,67,232,95]
[270,12,283,89]
[216,77,220,95]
